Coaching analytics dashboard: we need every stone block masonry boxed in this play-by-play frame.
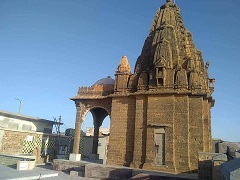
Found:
[71,0,215,174]
[107,97,136,167]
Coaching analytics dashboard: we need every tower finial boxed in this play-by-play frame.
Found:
[167,0,173,2]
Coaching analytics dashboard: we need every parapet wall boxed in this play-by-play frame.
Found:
[78,84,114,97]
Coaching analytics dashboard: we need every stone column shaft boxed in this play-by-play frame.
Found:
[73,108,82,154]
[92,125,100,154]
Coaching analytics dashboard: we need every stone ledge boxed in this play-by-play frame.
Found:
[53,159,198,179]
[69,153,81,161]
[85,164,132,180]
[53,159,86,171]
[70,170,84,177]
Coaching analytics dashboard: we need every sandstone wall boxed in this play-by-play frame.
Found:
[174,95,190,172]
[132,95,147,168]
[140,95,210,173]
[188,96,203,171]
[107,94,212,173]
[144,95,175,172]
[107,97,136,166]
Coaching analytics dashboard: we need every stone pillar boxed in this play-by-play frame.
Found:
[73,107,82,154]
[89,108,107,160]
[89,124,100,160]
[92,125,99,154]
[70,105,83,161]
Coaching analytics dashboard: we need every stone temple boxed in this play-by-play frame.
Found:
[71,0,215,173]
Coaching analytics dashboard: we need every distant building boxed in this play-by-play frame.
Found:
[212,138,240,159]
[0,110,57,133]
[0,110,69,163]
[86,127,110,136]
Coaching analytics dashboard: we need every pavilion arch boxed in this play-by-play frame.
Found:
[71,98,112,158]
[86,107,110,158]
[81,105,111,123]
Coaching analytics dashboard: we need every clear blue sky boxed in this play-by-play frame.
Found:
[0,0,239,142]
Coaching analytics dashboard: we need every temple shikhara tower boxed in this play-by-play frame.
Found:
[71,0,215,173]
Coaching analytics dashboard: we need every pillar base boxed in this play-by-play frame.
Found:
[89,154,99,160]
[69,153,81,161]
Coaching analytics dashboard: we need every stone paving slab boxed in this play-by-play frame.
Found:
[0,165,58,180]
[0,165,97,180]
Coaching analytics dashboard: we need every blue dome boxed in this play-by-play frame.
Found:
[93,76,114,85]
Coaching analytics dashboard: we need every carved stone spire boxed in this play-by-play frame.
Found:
[117,56,131,74]
[130,1,214,94]
[135,1,187,73]
[114,56,131,93]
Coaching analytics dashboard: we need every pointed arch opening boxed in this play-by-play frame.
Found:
[81,107,110,164]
